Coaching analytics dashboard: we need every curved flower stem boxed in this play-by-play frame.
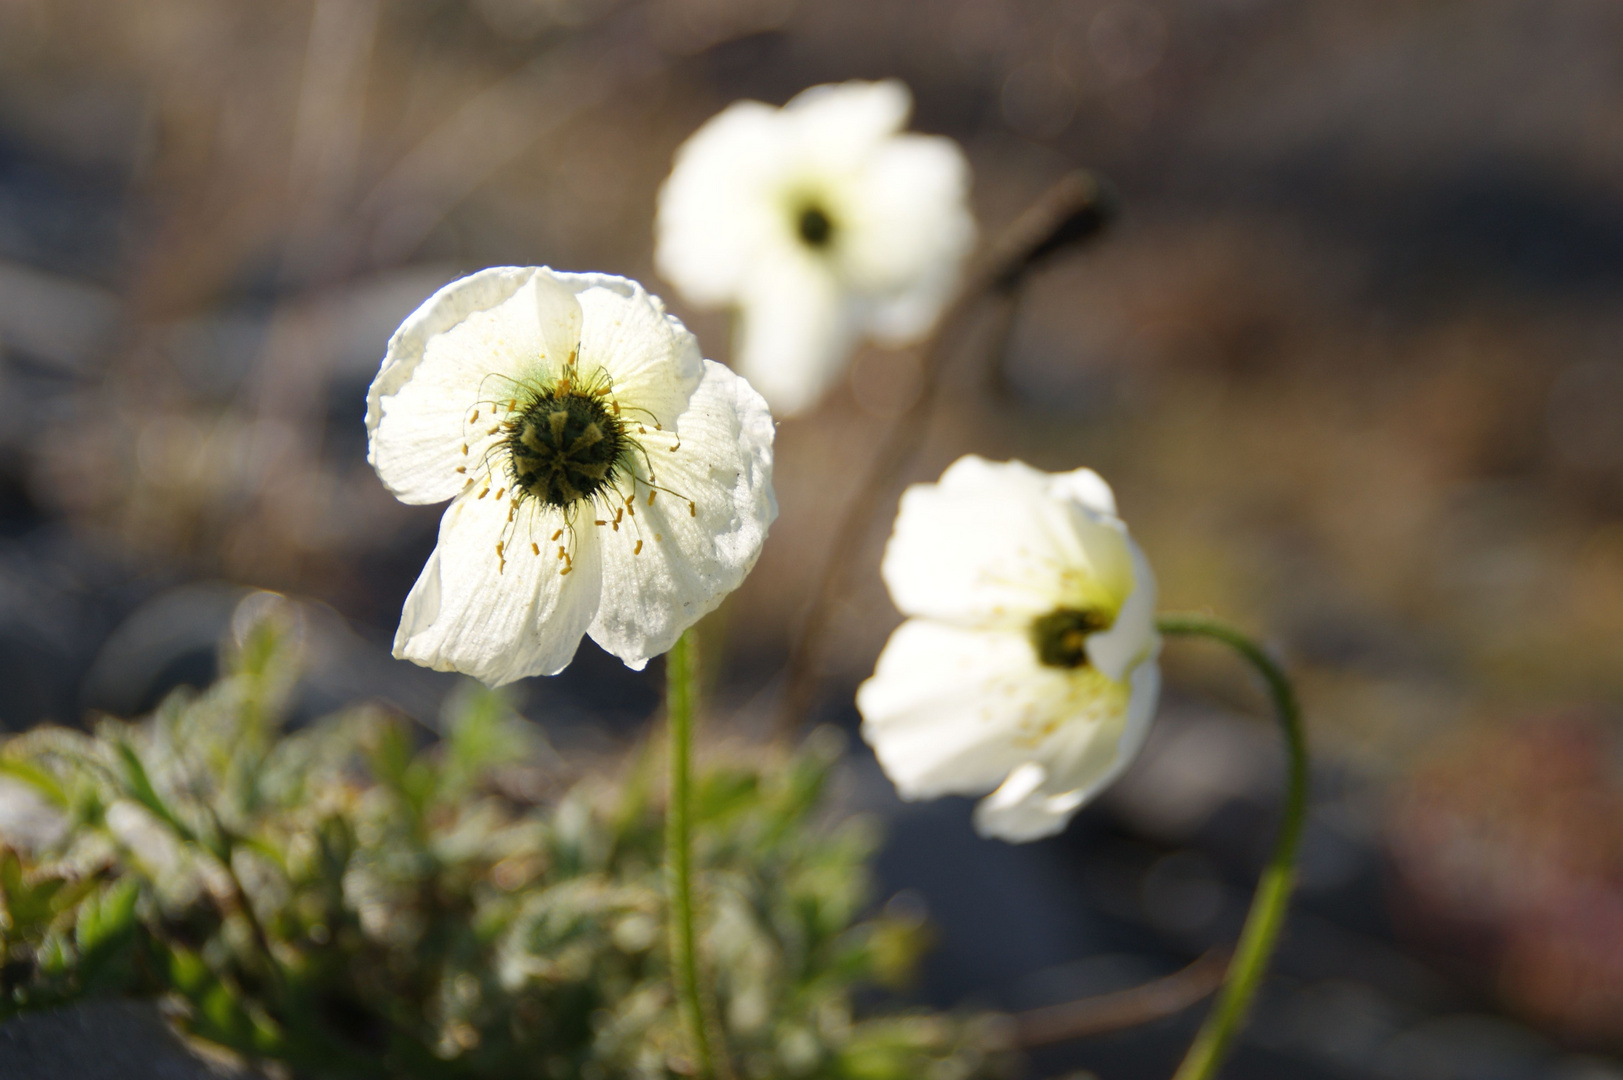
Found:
[665,629,726,1079]
[1156,613,1309,1080]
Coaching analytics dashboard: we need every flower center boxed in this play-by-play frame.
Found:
[1030,608,1113,669]
[797,203,834,248]
[503,389,627,509]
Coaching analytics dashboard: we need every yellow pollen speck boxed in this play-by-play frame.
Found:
[556,545,565,559]
[633,540,643,555]
[531,542,540,555]
[551,529,563,541]
[688,502,696,517]
[477,487,489,499]
[455,465,466,473]
[471,409,480,421]
[462,444,468,455]
[654,533,662,542]
[648,491,656,505]
[595,519,607,526]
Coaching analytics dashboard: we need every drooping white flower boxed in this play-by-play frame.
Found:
[366,267,777,685]
[655,79,976,418]
[856,456,1160,842]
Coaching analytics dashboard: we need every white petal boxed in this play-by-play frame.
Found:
[881,456,1135,627]
[840,134,975,342]
[563,274,703,429]
[655,101,786,308]
[588,360,777,668]
[1085,536,1158,682]
[857,620,1081,801]
[733,249,854,418]
[394,488,603,685]
[972,763,1084,843]
[367,268,582,504]
[972,659,1161,842]
[782,80,912,170]
[1046,467,1118,517]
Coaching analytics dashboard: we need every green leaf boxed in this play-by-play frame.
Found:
[76,878,139,960]
[695,769,759,823]
[0,759,69,808]
[113,741,195,844]
[444,684,524,792]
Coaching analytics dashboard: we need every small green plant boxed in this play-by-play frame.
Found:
[0,600,1004,1080]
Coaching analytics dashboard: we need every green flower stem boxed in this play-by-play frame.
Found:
[1157,613,1309,1080]
[665,629,721,1079]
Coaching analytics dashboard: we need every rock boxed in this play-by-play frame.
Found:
[0,1000,260,1080]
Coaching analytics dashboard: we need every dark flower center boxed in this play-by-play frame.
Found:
[504,389,627,509]
[1030,608,1113,669]
[797,204,834,248]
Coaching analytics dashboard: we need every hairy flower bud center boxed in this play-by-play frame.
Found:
[504,390,627,508]
[797,203,834,248]
[1030,607,1113,669]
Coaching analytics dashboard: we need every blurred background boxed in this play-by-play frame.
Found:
[2,0,1623,1075]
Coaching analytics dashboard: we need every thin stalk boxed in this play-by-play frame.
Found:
[665,630,724,1079]
[1157,613,1309,1080]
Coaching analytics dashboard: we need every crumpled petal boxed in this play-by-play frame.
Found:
[857,620,1074,800]
[842,134,976,343]
[589,359,777,668]
[1085,538,1158,683]
[780,79,912,170]
[393,489,603,686]
[369,268,582,504]
[654,102,785,307]
[881,456,1137,630]
[732,249,853,418]
[972,659,1160,841]
[569,274,704,429]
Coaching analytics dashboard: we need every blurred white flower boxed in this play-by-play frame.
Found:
[857,456,1160,842]
[366,267,777,685]
[655,79,975,418]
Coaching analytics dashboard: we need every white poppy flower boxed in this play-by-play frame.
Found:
[366,267,777,685]
[856,456,1160,842]
[655,79,976,418]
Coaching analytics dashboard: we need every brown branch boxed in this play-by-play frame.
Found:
[779,171,1118,736]
[1011,948,1229,1048]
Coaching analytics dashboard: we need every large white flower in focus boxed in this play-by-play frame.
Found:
[857,457,1160,842]
[366,267,777,685]
[655,79,975,418]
